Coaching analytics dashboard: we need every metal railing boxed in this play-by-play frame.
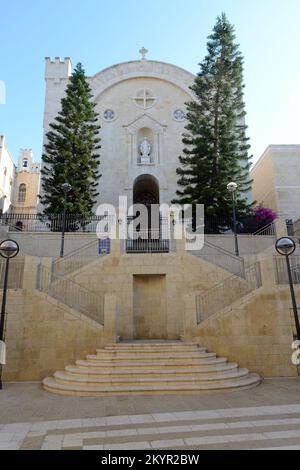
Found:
[189,240,245,277]
[126,236,170,253]
[204,215,275,235]
[0,258,25,289]
[274,255,300,285]
[196,262,262,324]
[253,222,276,237]
[0,213,114,233]
[126,217,171,253]
[52,238,109,277]
[37,264,104,325]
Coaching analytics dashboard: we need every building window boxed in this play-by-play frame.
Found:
[23,159,28,169]
[18,184,26,203]
[103,109,116,121]
[173,109,186,122]
[134,89,156,109]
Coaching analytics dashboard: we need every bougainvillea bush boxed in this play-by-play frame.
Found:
[253,206,277,224]
[240,206,277,233]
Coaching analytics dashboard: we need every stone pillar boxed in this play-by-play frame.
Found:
[22,256,38,290]
[183,293,198,341]
[259,254,276,291]
[275,218,288,238]
[104,293,117,343]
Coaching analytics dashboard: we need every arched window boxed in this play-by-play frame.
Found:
[18,183,26,203]
[22,159,28,169]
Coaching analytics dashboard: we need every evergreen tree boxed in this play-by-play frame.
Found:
[173,13,253,229]
[41,63,101,220]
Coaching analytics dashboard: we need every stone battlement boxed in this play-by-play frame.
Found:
[45,57,72,80]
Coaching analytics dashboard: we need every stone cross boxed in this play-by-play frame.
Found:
[139,47,148,61]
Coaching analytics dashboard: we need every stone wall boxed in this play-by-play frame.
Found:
[3,231,277,258]
[184,255,299,378]
[3,257,116,381]
[69,240,231,341]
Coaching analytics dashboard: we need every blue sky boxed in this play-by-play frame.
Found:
[1,0,300,165]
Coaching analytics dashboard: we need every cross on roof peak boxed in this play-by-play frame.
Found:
[139,47,148,61]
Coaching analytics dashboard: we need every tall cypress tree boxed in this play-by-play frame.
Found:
[41,63,101,218]
[174,13,252,227]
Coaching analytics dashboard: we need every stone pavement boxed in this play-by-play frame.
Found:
[1,378,300,450]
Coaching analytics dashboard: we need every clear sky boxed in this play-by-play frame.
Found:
[1,0,300,165]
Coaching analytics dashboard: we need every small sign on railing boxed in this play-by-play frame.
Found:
[0,340,6,365]
[98,238,111,255]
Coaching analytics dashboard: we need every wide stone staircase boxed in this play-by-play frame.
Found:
[43,341,261,396]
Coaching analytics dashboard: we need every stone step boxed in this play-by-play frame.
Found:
[101,346,206,354]
[43,341,261,397]
[53,368,250,386]
[94,350,208,359]
[86,352,217,362]
[75,357,228,369]
[65,362,239,377]
[106,341,199,346]
[43,373,261,396]
[103,342,202,351]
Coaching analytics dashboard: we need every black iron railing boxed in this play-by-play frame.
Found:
[125,217,171,253]
[189,240,245,277]
[195,262,262,324]
[0,212,279,236]
[0,213,114,233]
[274,255,300,285]
[37,264,104,325]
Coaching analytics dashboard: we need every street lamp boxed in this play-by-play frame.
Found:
[0,239,19,390]
[227,182,239,257]
[60,182,72,258]
[275,237,300,341]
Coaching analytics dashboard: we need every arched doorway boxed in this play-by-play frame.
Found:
[127,175,169,253]
[133,174,159,208]
[132,175,160,235]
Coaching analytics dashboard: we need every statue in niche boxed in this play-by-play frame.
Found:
[140,138,151,164]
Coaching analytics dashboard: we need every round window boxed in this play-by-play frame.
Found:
[103,109,116,121]
[173,109,186,122]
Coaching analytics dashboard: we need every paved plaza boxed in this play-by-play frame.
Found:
[1,378,300,450]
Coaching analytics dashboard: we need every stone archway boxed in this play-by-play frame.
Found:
[133,174,159,208]
[132,174,160,234]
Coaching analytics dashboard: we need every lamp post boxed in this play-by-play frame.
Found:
[60,182,72,258]
[227,182,239,257]
[275,237,300,341]
[0,239,19,390]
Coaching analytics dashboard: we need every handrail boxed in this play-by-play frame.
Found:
[274,255,300,285]
[37,264,104,325]
[189,239,245,278]
[204,240,244,262]
[195,261,262,324]
[252,222,276,237]
[53,238,99,262]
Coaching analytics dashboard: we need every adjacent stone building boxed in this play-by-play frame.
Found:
[12,149,40,215]
[0,135,15,213]
[251,145,300,222]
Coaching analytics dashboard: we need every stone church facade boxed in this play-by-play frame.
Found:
[42,54,195,209]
